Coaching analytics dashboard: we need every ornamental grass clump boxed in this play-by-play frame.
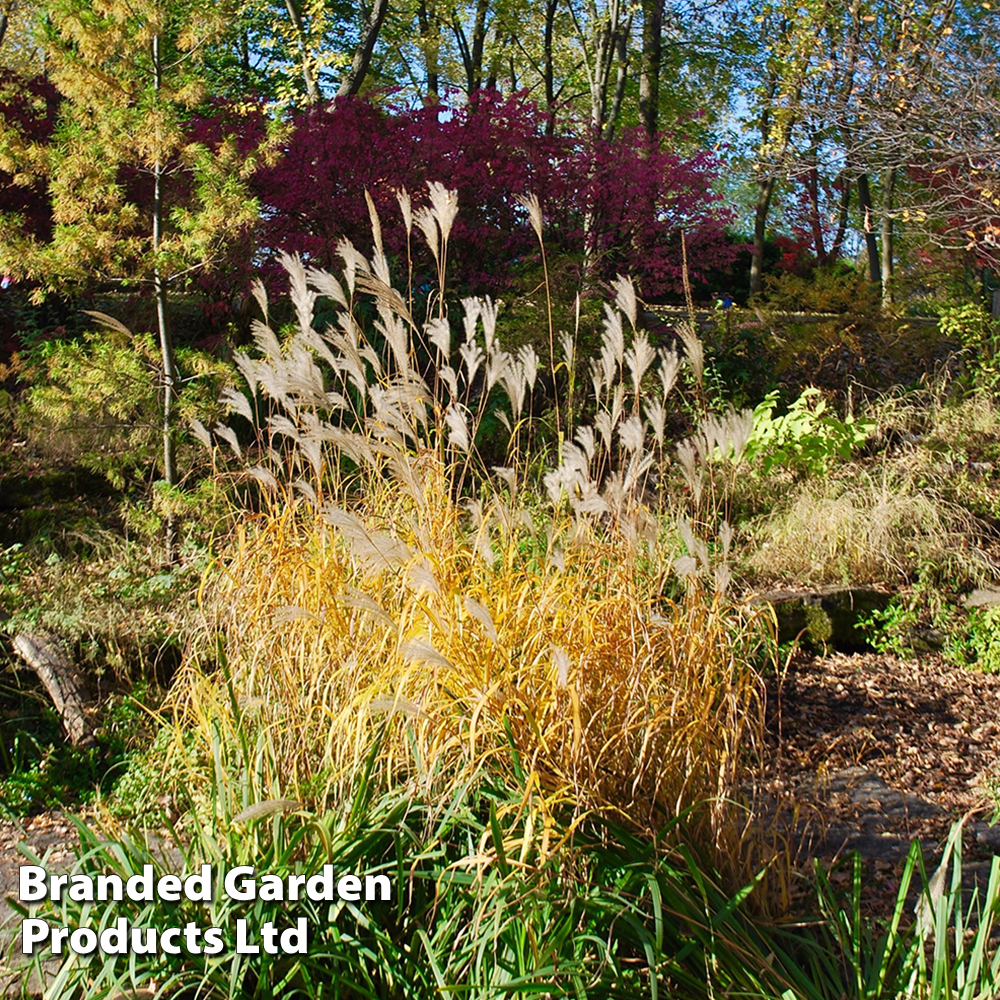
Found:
[175,187,772,866]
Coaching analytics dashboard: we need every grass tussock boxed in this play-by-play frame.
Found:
[166,189,772,869]
[174,490,769,850]
[748,466,991,587]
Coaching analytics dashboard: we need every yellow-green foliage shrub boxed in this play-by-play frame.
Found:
[20,328,233,489]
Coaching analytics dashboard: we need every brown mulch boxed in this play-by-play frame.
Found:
[762,650,1000,914]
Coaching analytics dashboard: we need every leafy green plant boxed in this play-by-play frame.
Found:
[0,541,28,604]
[744,387,873,476]
[938,301,1000,394]
[763,265,871,315]
[860,597,922,656]
[101,724,198,822]
[0,729,102,814]
[951,604,1000,674]
[0,685,158,815]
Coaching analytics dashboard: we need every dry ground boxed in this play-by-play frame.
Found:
[763,651,1000,914]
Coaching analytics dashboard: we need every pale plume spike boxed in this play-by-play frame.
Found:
[414,206,440,263]
[677,323,703,388]
[427,182,459,244]
[395,187,413,235]
[365,190,384,260]
[516,192,544,241]
[612,275,637,329]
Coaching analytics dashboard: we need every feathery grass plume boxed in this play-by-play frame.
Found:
[517,191,559,443]
[646,398,667,452]
[231,798,303,824]
[427,181,459,244]
[612,275,638,330]
[624,331,655,411]
[677,321,704,390]
[250,276,268,320]
[365,189,384,259]
[394,186,413,235]
[414,204,439,262]
[190,417,212,450]
[212,423,242,460]
[659,346,681,397]
[219,387,253,422]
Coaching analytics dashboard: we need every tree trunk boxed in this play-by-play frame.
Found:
[748,68,795,298]
[806,151,826,264]
[240,30,250,88]
[485,38,501,91]
[881,167,896,309]
[418,0,440,103]
[573,0,630,137]
[469,0,490,92]
[639,0,662,139]
[337,0,389,98]
[602,25,629,141]
[828,173,851,264]
[856,172,880,285]
[544,0,557,132]
[153,34,178,563]
[13,633,95,747]
[589,23,611,131]
[451,0,490,96]
[284,0,320,103]
[750,175,777,297]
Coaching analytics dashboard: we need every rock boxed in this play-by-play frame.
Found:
[754,586,892,652]
[972,821,1000,851]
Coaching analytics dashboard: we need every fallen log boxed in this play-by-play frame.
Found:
[11,632,96,747]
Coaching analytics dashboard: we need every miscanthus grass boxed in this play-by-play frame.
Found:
[175,186,772,877]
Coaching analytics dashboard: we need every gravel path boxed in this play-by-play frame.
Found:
[0,813,78,996]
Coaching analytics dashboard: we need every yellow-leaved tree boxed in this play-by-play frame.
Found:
[0,0,279,559]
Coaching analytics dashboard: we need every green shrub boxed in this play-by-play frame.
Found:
[744,387,873,476]
[964,605,1000,672]
[762,265,871,314]
[18,329,234,490]
[860,596,923,657]
[938,301,1000,394]
[0,685,159,816]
